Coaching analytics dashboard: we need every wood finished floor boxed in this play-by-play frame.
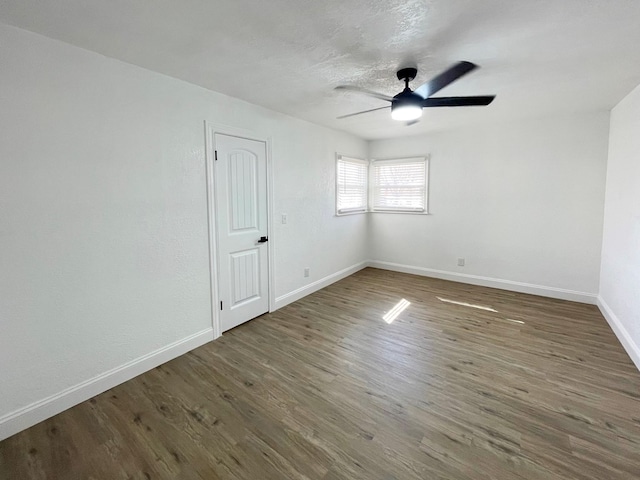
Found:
[1,267,640,479]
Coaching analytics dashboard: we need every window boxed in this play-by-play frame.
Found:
[336,155,368,214]
[370,157,428,213]
[336,154,429,215]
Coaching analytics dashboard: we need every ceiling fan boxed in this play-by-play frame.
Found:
[335,61,495,124]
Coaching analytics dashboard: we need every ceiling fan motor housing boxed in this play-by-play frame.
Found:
[392,89,423,106]
[391,89,424,120]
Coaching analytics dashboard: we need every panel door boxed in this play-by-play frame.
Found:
[214,134,269,332]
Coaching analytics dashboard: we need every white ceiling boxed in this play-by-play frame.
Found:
[2,0,640,140]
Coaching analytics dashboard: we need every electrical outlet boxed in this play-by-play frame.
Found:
[281,213,287,224]
[457,257,465,267]
[304,267,310,277]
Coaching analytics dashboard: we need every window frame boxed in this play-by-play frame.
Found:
[335,154,369,216]
[369,156,430,214]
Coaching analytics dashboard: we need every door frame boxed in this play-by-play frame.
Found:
[204,121,276,339]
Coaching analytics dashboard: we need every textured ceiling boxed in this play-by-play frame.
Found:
[2,0,640,139]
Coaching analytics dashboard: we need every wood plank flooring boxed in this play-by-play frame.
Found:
[1,267,639,479]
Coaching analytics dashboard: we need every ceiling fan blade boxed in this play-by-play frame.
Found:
[414,61,477,99]
[422,96,495,107]
[337,106,390,119]
[406,120,420,126]
[334,85,394,102]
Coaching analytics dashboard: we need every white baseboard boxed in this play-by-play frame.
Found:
[597,296,640,372]
[274,261,368,310]
[367,260,598,305]
[0,328,215,441]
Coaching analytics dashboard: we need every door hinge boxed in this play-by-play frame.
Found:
[220,301,223,310]
[214,150,218,161]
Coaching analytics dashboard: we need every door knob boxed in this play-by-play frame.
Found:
[257,236,268,243]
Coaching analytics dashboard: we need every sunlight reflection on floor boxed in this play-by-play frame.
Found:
[383,298,411,324]
[436,297,498,312]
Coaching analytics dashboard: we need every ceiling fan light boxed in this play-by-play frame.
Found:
[391,104,423,121]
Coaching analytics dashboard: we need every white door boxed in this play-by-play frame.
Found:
[214,134,269,332]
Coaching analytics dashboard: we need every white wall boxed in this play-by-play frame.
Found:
[368,113,610,301]
[598,84,640,369]
[0,23,367,438]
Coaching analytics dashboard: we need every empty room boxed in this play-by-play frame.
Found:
[1,1,639,479]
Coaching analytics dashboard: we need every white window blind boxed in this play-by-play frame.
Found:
[371,157,428,212]
[336,156,368,214]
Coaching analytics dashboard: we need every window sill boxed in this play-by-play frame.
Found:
[337,210,430,216]
[370,210,430,215]
[336,210,367,217]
